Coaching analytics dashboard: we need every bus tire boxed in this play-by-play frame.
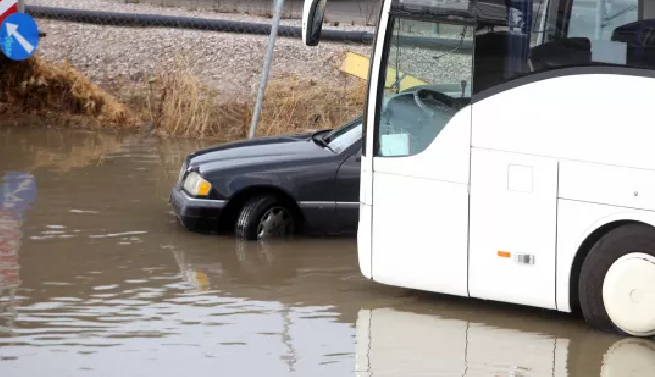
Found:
[578,222,655,337]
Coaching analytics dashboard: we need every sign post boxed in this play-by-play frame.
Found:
[248,0,286,139]
[0,11,40,61]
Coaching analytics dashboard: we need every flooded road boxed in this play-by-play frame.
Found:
[1,127,655,376]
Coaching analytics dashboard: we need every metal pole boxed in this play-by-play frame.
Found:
[248,0,285,139]
[17,0,24,13]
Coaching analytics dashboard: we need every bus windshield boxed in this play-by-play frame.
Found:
[376,15,473,157]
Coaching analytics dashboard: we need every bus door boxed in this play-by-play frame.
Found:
[369,13,475,296]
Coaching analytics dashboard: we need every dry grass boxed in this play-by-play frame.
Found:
[144,56,365,141]
[255,73,365,135]
[0,53,366,141]
[0,54,140,129]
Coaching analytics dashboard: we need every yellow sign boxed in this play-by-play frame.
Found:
[340,51,428,91]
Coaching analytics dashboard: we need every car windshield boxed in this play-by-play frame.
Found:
[323,116,363,153]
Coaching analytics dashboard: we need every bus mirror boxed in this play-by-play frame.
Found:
[302,0,327,46]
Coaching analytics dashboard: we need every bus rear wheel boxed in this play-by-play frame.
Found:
[579,223,655,337]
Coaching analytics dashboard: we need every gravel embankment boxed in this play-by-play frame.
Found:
[30,0,374,101]
[29,0,471,103]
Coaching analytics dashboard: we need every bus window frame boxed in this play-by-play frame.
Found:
[361,0,387,157]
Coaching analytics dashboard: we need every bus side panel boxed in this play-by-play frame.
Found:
[555,200,622,312]
[371,175,470,296]
[555,201,655,311]
[558,160,655,212]
[468,148,558,310]
[555,160,655,311]
[470,74,655,171]
[370,106,472,296]
[357,202,373,279]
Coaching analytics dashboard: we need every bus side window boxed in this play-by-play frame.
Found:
[610,0,655,70]
[612,20,655,68]
[472,0,655,94]
[560,0,649,67]
[472,0,547,94]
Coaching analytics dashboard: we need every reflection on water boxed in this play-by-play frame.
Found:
[0,172,36,336]
[0,127,654,376]
[356,307,655,377]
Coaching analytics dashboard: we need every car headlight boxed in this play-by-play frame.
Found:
[183,172,212,196]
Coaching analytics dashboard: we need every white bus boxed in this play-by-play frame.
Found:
[303,0,655,337]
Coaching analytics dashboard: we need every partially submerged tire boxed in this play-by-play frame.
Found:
[578,222,655,337]
[234,195,295,240]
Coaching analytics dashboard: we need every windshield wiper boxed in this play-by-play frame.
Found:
[310,131,335,152]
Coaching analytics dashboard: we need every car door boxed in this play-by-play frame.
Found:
[335,145,361,234]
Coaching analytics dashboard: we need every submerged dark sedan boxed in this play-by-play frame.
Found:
[169,115,362,240]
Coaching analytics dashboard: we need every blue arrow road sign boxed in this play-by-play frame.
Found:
[0,12,40,61]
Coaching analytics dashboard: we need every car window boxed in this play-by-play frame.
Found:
[325,118,363,153]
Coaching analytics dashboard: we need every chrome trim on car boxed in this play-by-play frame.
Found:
[298,201,360,208]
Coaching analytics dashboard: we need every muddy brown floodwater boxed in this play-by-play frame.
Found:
[1,127,655,377]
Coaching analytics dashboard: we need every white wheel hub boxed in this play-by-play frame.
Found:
[603,252,655,336]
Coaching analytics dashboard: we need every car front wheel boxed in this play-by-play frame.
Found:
[234,195,295,240]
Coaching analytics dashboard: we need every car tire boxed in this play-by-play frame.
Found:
[578,222,655,337]
[234,195,295,240]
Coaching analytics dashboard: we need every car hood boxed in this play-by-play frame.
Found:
[187,131,333,172]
